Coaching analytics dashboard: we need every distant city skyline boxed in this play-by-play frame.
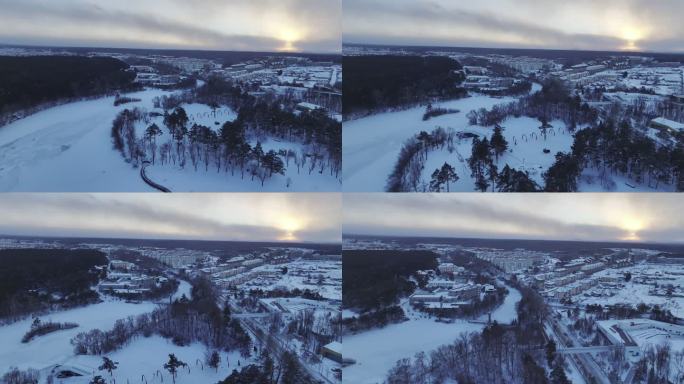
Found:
[0,0,341,53]
[0,194,341,243]
[344,0,684,53]
[344,194,684,244]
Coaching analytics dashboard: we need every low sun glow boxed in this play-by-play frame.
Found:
[619,26,645,51]
[278,27,303,52]
[620,217,645,241]
[278,216,303,241]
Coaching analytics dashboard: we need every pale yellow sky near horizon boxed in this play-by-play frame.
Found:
[0,193,342,243]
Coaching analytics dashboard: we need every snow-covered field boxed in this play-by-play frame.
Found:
[67,336,247,384]
[343,318,484,384]
[0,88,339,191]
[0,280,251,384]
[0,89,164,191]
[343,94,515,191]
[423,116,575,190]
[0,298,156,373]
[343,284,522,383]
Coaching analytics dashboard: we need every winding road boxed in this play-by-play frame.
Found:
[141,161,171,192]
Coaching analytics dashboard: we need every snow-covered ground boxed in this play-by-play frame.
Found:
[240,260,342,301]
[423,116,575,190]
[343,283,522,383]
[0,298,156,373]
[478,282,521,324]
[343,83,671,192]
[67,336,247,384]
[343,94,516,191]
[171,279,193,301]
[0,280,254,384]
[343,318,484,384]
[0,89,165,192]
[0,88,339,191]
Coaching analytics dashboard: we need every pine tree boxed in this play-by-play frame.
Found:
[439,162,459,192]
[207,350,220,372]
[490,125,508,161]
[164,353,187,384]
[98,357,118,377]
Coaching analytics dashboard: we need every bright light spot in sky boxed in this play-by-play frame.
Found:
[618,216,645,241]
[278,27,303,52]
[278,216,303,241]
[621,217,644,233]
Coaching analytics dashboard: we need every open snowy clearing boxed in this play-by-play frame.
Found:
[0,298,156,372]
[343,318,484,384]
[67,336,248,384]
[343,94,515,191]
[0,281,252,384]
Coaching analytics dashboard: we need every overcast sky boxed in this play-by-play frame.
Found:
[344,0,684,52]
[344,194,684,244]
[0,193,341,243]
[0,0,340,53]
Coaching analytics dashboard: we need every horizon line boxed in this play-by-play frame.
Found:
[342,233,684,247]
[0,41,342,56]
[342,41,684,56]
[0,233,342,246]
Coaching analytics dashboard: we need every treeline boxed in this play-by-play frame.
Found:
[585,303,679,323]
[112,78,341,185]
[386,127,457,192]
[21,318,78,343]
[245,287,325,301]
[342,305,407,334]
[0,56,137,125]
[343,55,467,118]
[343,250,438,312]
[467,78,598,131]
[71,277,252,357]
[385,285,551,384]
[0,248,107,321]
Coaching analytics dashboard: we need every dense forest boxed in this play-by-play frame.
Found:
[342,250,437,312]
[0,56,137,125]
[111,77,341,185]
[343,55,467,117]
[0,248,107,321]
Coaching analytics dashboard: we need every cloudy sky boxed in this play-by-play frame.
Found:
[344,194,684,244]
[0,0,340,52]
[0,193,341,243]
[344,0,684,52]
